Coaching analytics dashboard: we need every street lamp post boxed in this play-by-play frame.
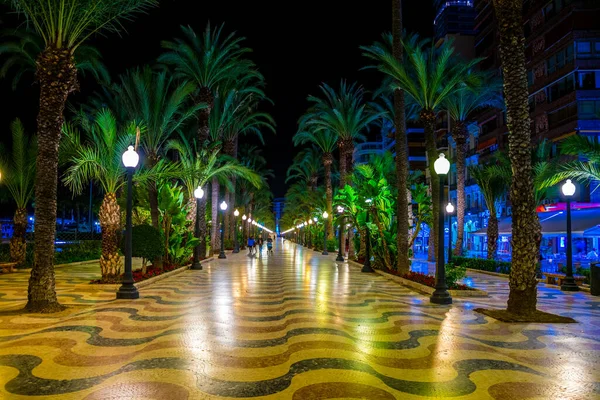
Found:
[336,206,345,262]
[322,211,329,255]
[233,209,240,253]
[191,186,205,270]
[431,154,452,304]
[242,214,247,248]
[313,217,319,251]
[117,146,140,299]
[219,201,228,259]
[561,179,579,291]
[446,202,454,264]
[308,219,312,248]
[362,199,374,272]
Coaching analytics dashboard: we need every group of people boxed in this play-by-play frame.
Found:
[247,235,274,256]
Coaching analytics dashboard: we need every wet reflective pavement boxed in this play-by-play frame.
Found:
[0,239,599,399]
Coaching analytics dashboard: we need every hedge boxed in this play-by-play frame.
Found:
[452,256,511,275]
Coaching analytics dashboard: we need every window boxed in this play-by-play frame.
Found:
[576,39,600,59]
[579,101,600,120]
[548,102,577,127]
[577,71,600,90]
[547,44,574,74]
[547,73,575,103]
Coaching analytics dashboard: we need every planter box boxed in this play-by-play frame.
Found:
[344,258,488,298]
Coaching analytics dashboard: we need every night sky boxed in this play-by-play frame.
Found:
[1,1,434,199]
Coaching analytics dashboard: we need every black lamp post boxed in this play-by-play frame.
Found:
[242,214,247,248]
[362,199,374,272]
[191,186,204,270]
[117,146,140,299]
[307,220,313,248]
[561,179,579,291]
[233,209,240,253]
[430,154,452,305]
[218,200,227,259]
[446,202,454,264]
[336,206,345,262]
[322,211,329,255]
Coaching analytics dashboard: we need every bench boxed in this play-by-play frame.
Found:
[544,272,586,286]
[0,262,17,273]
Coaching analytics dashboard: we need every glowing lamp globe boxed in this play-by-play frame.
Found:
[234,209,239,217]
[242,214,247,221]
[313,217,318,222]
[446,202,455,213]
[194,186,204,199]
[322,211,329,219]
[308,219,313,225]
[220,201,228,211]
[562,179,576,197]
[434,153,450,175]
[337,206,344,213]
[122,146,139,168]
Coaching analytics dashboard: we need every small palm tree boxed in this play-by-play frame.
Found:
[62,109,149,282]
[113,66,204,234]
[443,73,503,257]
[294,128,338,239]
[0,119,36,268]
[469,163,510,260]
[4,0,156,313]
[286,147,323,191]
[363,33,480,262]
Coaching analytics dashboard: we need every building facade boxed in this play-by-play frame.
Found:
[273,197,285,235]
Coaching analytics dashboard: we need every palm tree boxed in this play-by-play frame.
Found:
[0,28,109,90]
[443,74,503,257]
[112,67,203,235]
[363,34,479,263]
[294,128,338,239]
[4,0,156,313]
[286,147,323,191]
[469,163,510,260]
[0,119,36,268]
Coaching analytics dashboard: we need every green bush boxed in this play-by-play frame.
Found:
[327,238,337,252]
[0,243,34,268]
[445,263,467,286]
[127,224,164,264]
[55,241,102,265]
[452,256,511,274]
[224,238,234,250]
[560,266,591,284]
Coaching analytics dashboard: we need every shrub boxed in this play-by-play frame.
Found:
[327,238,337,252]
[445,263,467,287]
[453,256,511,274]
[224,238,234,250]
[401,270,470,290]
[55,241,102,264]
[127,224,165,267]
[560,266,591,284]
[0,243,34,268]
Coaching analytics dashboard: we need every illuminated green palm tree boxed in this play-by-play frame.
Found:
[363,33,480,262]
[0,119,36,268]
[4,0,156,312]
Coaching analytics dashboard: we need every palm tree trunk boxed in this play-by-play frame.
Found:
[27,48,77,313]
[338,141,349,260]
[197,195,208,258]
[324,154,334,240]
[10,207,28,268]
[211,177,220,254]
[452,122,468,257]
[494,0,541,315]
[223,138,237,242]
[392,0,410,273]
[197,87,213,143]
[99,193,122,282]
[421,109,439,263]
[146,154,162,269]
[487,212,499,260]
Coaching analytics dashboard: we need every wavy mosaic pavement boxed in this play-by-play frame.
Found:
[0,240,599,399]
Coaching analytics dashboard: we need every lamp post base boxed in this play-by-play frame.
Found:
[561,277,580,292]
[430,289,452,304]
[233,247,239,254]
[322,250,328,255]
[336,254,345,262]
[218,252,227,259]
[361,260,374,273]
[116,284,139,299]
[190,261,203,270]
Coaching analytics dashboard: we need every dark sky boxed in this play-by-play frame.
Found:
[1,1,435,198]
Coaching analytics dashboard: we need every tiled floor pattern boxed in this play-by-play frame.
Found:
[0,240,599,399]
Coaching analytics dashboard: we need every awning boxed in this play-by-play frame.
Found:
[472,208,600,237]
[477,137,497,151]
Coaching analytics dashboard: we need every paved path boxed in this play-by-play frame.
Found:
[0,240,599,399]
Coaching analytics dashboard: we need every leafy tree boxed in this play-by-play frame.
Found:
[0,119,36,267]
[4,0,156,312]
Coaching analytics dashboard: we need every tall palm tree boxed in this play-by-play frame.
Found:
[294,128,338,239]
[363,34,479,263]
[443,74,503,257]
[113,67,203,236]
[0,119,36,268]
[469,163,510,260]
[4,0,156,313]
[286,147,323,191]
